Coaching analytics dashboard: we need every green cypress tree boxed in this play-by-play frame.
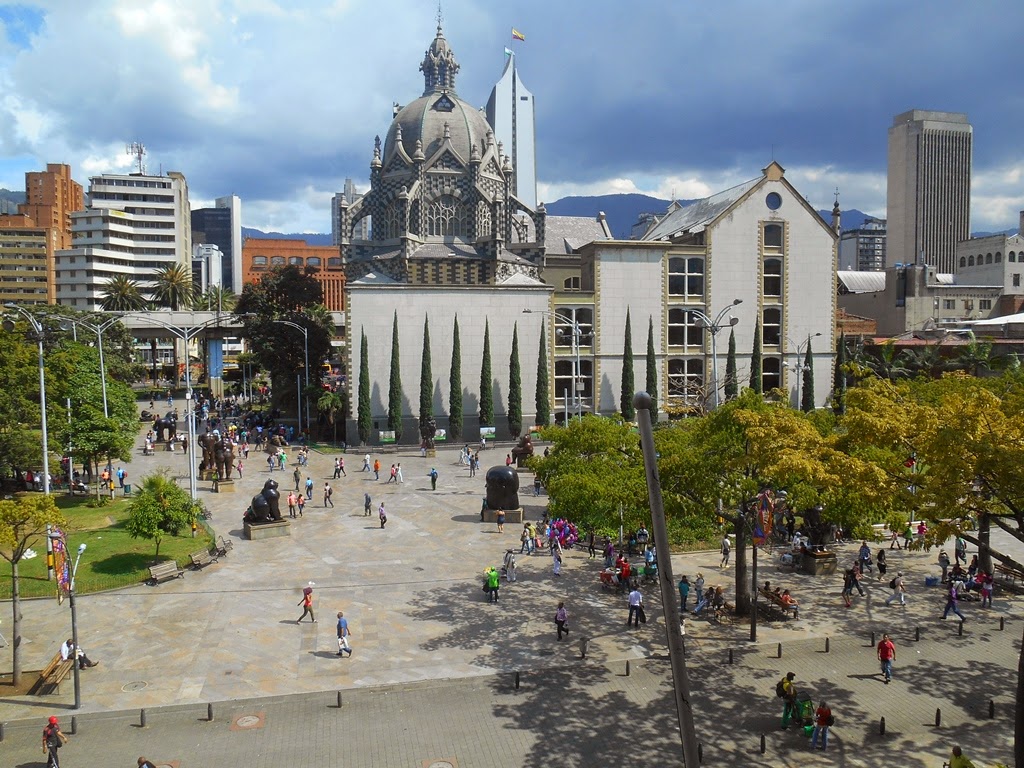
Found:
[535,320,550,426]
[479,318,493,427]
[419,315,432,436]
[801,338,815,412]
[508,322,522,437]
[449,315,463,440]
[833,332,847,416]
[357,328,371,444]
[749,320,763,394]
[645,316,658,416]
[724,327,738,401]
[387,311,403,440]
[620,308,635,420]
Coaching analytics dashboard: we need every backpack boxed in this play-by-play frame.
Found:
[45,726,62,749]
[827,714,836,726]
[775,679,786,698]
[889,577,897,589]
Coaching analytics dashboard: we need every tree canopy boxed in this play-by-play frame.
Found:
[124,472,202,558]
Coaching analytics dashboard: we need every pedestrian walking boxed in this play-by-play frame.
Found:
[810,700,833,750]
[379,502,387,528]
[293,467,301,491]
[42,715,67,768]
[336,611,353,657]
[364,492,372,516]
[287,491,297,518]
[333,458,341,479]
[877,632,896,683]
[502,548,517,582]
[885,571,908,606]
[678,575,691,612]
[876,548,887,580]
[362,453,371,471]
[305,476,314,500]
[841,566,857,608]
[323,481,334,508]
[587,529,596,559]
[267,454,275,472]
[373,459,380,480]
[496,509,505,533]
[555,601,569,640]
[236,460,243,478]
[551,538,563,576]
[296,585,316,623]
[339,457,347,476]
[296,493,305,517]
[948,745,977,768]
[938,549,951,582]
[485,566,500,602]
[778,672,798,729]
[396,463,403,483]
[720,534,731,568]
[858,540,873,574]
[979,570,994,608]
[955,535,968,565]
[942,581,966,622]
[429,467,438,490]
[387,464,397,484]
[627,586,644,628]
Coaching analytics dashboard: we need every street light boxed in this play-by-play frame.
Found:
[787,332,822,409]
[62,315,121,420]
[523,308,589,421]
[3,304,51,495]
[271,320,310,438]
[48,534,87,710]
[691,299,742,410]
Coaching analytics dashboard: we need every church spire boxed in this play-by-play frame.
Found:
[420,23,460,95]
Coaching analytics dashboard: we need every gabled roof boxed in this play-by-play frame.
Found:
[350,271,399,284]
[640,177,761,241]
[497,272,547,286]
[543,215,613,255]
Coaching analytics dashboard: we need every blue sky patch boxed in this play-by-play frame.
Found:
[0,4,45,49]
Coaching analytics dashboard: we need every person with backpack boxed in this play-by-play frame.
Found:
[429,467,439,490]
[955,536,968,565]
[777,672,798,729]
[323,481,334,508]
[810,700,833,750]
[42,715,67,767]
[720,534,731,568]
[877,632,896,683]
[885,571,908,606]
[858,540,873,574]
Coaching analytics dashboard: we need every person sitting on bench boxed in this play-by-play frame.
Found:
[779,589,799,609]
[60,638,98,669]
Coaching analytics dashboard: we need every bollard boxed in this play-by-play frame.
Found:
[140,708,147,728]
[870,631,875,647]
[915,626,921,642]
[626,660,631,677]
[759,733,766,754]
[958,621,964,636]
[825,636,830,654]
[989,700,995,719]
[728,648,734,665]
[70,716,77,735]
[207,703,214,722]
[1000,617,1005,631]
[0,722,4,742]
[777,642,782,659]
[698,742,703,763]
[879,716,885,735]
[515,671,520,690]
[336,691,343,709]
[934,708,941,727]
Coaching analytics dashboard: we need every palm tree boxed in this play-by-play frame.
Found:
[100,275,147,311]
[951,332,1000,377]
[317,389,347,446]
[150,264,195,386]
[867,340,911,380]
[901,344,945,378]
[193,286,237,313]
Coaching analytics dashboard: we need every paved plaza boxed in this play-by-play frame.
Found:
[0,420,1020,766]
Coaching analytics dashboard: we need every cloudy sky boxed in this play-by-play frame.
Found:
[1,0,1022,233]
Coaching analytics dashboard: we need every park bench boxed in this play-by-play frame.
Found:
[994,563,1024,590]
[30,649,74,696]
[148,560,184,585]
[215,536,234,556]
[758,588,800,620]
[189,548,218,570]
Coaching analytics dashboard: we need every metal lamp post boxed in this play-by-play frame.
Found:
[690,299,742,409]
[4,304,51,494]
[788,332,822,409]
[522,308,588,421]
[271,319,310,438]
[49,534,87,709]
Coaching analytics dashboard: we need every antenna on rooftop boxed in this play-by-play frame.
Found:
[126,142,147,174]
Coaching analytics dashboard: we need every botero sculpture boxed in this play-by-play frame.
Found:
[153,414,177,443]
[199,433,237,480]
[485,465,520,512]
[243,479,282,524]
[510,434,534,468]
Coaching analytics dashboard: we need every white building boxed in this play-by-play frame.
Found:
[55,171,191,309]
[331,179,369,246]
[486,52,537,209]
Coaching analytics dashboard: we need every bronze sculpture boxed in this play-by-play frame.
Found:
[485,466,520,511]
[244,479,282,524]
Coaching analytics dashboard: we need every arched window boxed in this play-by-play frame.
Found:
[377,202,402,240]
[563,276,580,291]
[668,358,704,407]
[253,256,267,267]
[985,253,993,264]
[270,256,285,267]
[288,257,303,266]
[1010,252,1017,262]
[959,256,967,268]
[968,255,975,266]
[762,307,782,346]
[668,308,702,348]
[667,256,704,299]
[763,223,783,249]
[307,257,322,267]
[995,253,1002,263]
[427,194,468,237]
[763,257,783,297]
[763,357,782,392]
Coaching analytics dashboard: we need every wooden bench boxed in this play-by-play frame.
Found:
[30,650,74,695]
[758,588,800,620]
[148,560,184,585]
[215,536,234,556]
[994,563,1024,589]
[189,549,218,570]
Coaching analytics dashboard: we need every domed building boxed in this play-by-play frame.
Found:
[339,24,546,286]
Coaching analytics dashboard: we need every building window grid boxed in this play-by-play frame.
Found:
[426,195,468,237]
[667,308,704,349]
[667,256,705,300]
[667,358,705,408]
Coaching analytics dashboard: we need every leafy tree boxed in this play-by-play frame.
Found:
[724,328,738,401]
[124,472,201,559]
[535,320,550,427]
[866,340,911,381]
[99,274,147,312]
[508,322,522,438]
[801,338,815,412]
[950,331,1000,377]
[0,494,66,685]
[900,342,945,378]
[749,320,762,393]
[480,318,493,427]
[620,309,635,420]
[317,389,347,446]
[645,316,658,417]
[387,312,403,440]
[832,332,847,415]
[449,316,463,441]
[357,329,371,444]
[0,327,43,474]
[192,285,237,313]
[419,316,433,439]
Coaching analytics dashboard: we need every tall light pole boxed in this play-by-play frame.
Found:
[4,304,51,495]
[690,299,742,409]
[522,308,588,421]
[64,316,121,420]
[272,319,310,438]
[788,332,822,409]
[49,533,87,710]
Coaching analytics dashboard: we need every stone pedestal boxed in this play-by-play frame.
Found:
[482,507,524,524]
[216,479,236,493]
[201,470,217,481]
[426,448,437,458]
[802,550,838,576]
[244,519,292,540]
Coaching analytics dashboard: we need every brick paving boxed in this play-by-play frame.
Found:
[0,420,1019,766]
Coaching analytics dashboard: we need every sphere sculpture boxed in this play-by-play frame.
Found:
[485,465,520,511]
[244,479,282,524]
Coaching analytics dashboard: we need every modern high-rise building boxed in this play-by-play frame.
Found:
[486,51,537,208]
[20,163,84,250]
[191,194,242,294]
[332,179,369,246]
[55,171,191,310]
[838,217,887,271]
[886,109,972,274]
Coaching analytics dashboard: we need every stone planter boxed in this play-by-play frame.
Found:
[802,549,838,576]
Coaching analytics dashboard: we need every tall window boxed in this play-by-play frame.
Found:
[668,256,704,299]
[554,307,593,350]
[378,202,402,239]
[668,358,704,407]
[764,223,783,249]
[668,308,702,348]
[762,307,782,346]
[554,359,593,410]
[427,194,468,237]
[763,257,783,297]
[763,357,782,392]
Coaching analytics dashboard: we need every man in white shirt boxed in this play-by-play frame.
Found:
[60,638,98,669]
[627,588,644,628]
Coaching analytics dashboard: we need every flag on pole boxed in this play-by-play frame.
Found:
[511,28,525,41]
[504,46,513,57]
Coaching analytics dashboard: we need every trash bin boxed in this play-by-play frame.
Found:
[124,484,131,496]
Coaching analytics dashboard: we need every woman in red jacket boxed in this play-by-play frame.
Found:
[811,700,832,751]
